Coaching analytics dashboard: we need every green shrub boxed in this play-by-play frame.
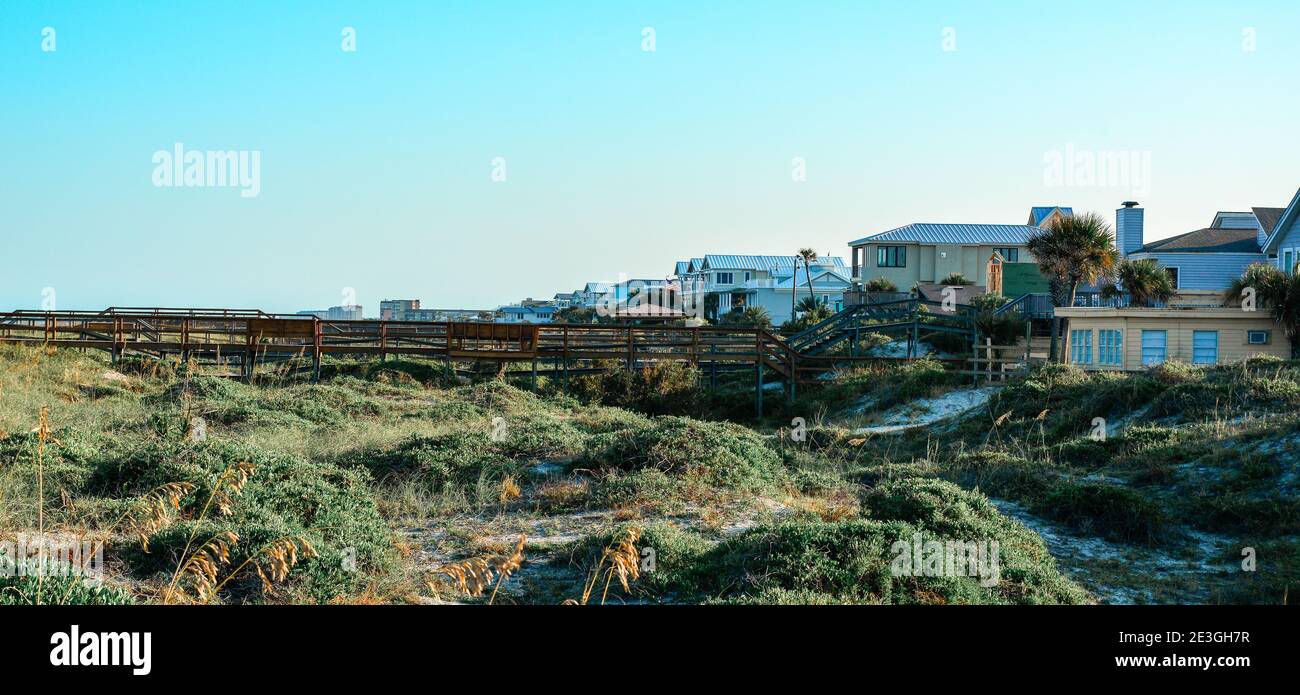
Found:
[583,416,791,493]
[570,361,703,416]
[1038,482,1168,544]
[0,575,133,605]
[341,431,518,491]
[95,440,394,603]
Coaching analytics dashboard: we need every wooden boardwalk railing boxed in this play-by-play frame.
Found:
[0,305,995,414]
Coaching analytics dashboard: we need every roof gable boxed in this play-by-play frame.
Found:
[1028,206,1073,225]
[1263,188,1300,253]
[1252,207,1285,235]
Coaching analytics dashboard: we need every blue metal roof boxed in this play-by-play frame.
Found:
[850,224,1042,246]
[1030,206,1073,225]
[700,254,847,271]
[775,267,851,289]
[673,261,689,275]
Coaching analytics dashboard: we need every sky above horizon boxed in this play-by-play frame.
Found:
[3,1,1298,313]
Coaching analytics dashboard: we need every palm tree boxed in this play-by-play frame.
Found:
[722,306,772,329]
[797,248,819,309]
[795,296,823,313]
[1102,259,1176,308]
[1226,263,1300,355]
[1026,212,1121,308]
[1027,211,1120,361]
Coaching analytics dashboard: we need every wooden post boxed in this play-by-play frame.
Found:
[244,322,256,381]
[909,306,919,360]
[380,322,388,363]
[986,337,993,384]
[312,319,322,383]
[1049,317,1060,362]
[626,326,634,371]
[710,333,718,388]
[531,357,538,391]
[788,349,797,403]
[562,325,570,391]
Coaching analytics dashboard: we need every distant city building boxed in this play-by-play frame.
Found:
[380,299,420,320]
[328,305,364,321]
[379,299,490,322]
[293,305,363,320]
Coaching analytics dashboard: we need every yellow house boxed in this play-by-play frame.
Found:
[849,223,1040,289]
[1053,306,1289,370]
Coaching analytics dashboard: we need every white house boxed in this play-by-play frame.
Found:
[495,305,555,323]
[673,254,850,325]
[572,282,613,308]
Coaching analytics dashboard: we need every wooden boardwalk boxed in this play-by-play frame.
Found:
[0,304,1007,413]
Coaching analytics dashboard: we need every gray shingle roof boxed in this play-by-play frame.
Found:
[851,224,1041,246]
[1252,207,1285,235]
[1136,227,1260,254]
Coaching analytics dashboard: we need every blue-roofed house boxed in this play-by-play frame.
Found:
[848,222,1044,290]
[495,304,556,323]
[1028,206,1074,227]
[679,254,850,324]
[573,282,613,308]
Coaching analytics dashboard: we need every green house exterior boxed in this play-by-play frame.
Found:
[1001,262,1051,297]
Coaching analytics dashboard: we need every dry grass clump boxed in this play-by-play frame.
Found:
[168,530,239,603]
[129,482,195,551]
[567,525,641,605]
[498,475,521,505]
[431,534,527,603]
[534,479,590,511]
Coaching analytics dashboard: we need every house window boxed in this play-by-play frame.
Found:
[1192,331,1218,365]
[716,272,734,285]
[994,248,1019,262]
[1247,330,1270,345]
[1070,330,1093,365]
[877,246,907,268]
[822,294,830,305]
[1165,267,1180,288]
[743,271,752,282]
[1285,251,1296,275]
[1141,330,1167,365]
[1098,329,1123,366]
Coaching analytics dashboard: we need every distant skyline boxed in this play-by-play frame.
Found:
[3,1,1299,313]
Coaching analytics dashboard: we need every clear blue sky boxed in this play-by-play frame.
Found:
[2,0,1297,312]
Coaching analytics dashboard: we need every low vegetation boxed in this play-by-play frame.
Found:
[4,340,1291,605]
